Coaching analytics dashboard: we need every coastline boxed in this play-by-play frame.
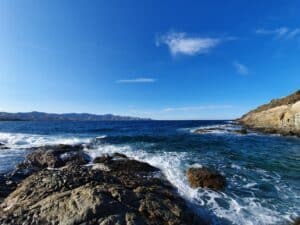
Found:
[0,120,299,225]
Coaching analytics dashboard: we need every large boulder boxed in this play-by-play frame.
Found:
[0,154,208,225]
[187,167,226,190]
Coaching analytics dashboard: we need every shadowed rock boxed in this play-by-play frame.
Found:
[0,142,9,150]
[187,167,226,190]
[292,218,300,225]
[233,129,248,135]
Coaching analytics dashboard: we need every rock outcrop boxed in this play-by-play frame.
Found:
[238,90,300,136]
[186,167,226,190]
[0,145,207,225]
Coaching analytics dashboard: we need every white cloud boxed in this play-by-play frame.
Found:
[156,32,221,56]
[233,61,249,75]
[255,27,300,39]
[162,105,232,112]
[116,78,156,83]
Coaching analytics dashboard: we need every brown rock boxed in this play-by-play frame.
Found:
[0,154,208,225]
[238,90,300,136]
[292,218,300,225]
[187,167,226,190]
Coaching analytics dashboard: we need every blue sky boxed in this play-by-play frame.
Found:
[0,0,299,119]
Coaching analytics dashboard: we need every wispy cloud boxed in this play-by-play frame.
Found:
[233,61,249,75]
[116,78,156,83]
[156,31,221,56]
[162,105,232,112]
[255,27,300,39]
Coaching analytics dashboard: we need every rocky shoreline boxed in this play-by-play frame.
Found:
[238,90,300,137]
[0,142,298,224]
[0,144,209,225]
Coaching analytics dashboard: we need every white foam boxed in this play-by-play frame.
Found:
[0,132,297,225]
[0,132,91,149]
[86,142,296,225]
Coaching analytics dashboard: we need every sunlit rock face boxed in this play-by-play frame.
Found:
[239,90,300,136]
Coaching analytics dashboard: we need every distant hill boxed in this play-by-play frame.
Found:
[0,111,151,121]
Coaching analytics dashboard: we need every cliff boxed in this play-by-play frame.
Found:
[238,90,300,136]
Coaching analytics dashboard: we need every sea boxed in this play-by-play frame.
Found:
[0,120,299,225]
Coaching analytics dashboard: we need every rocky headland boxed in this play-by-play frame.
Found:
[238,90,300,136]
[0,144,208,225]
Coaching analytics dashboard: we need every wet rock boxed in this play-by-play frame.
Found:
[93,155,113,164]
[193,128,222,134]
[112,152,128,159]
[0,142,9,150]
[233,129,248,135]
[187,167,226,190]
[0,154,208,225]
[292,218,300,225]
[0,175,16,203]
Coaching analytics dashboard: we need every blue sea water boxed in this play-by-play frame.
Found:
[0,120,299,225]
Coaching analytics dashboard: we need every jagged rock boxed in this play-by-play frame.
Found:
[0,153,208,225]
[186,167,226,190]
[238,90,300,136]
[2,144,90,197]
[26,144,86,168]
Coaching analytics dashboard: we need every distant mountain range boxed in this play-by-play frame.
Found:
[0,111,151,121]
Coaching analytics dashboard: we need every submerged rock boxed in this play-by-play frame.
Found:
[233,129,248,135]
[193,128,225,134]
[0,148,208,225]
[0,142,9,150]
[193,127,249,135]
[186,167,226,190]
